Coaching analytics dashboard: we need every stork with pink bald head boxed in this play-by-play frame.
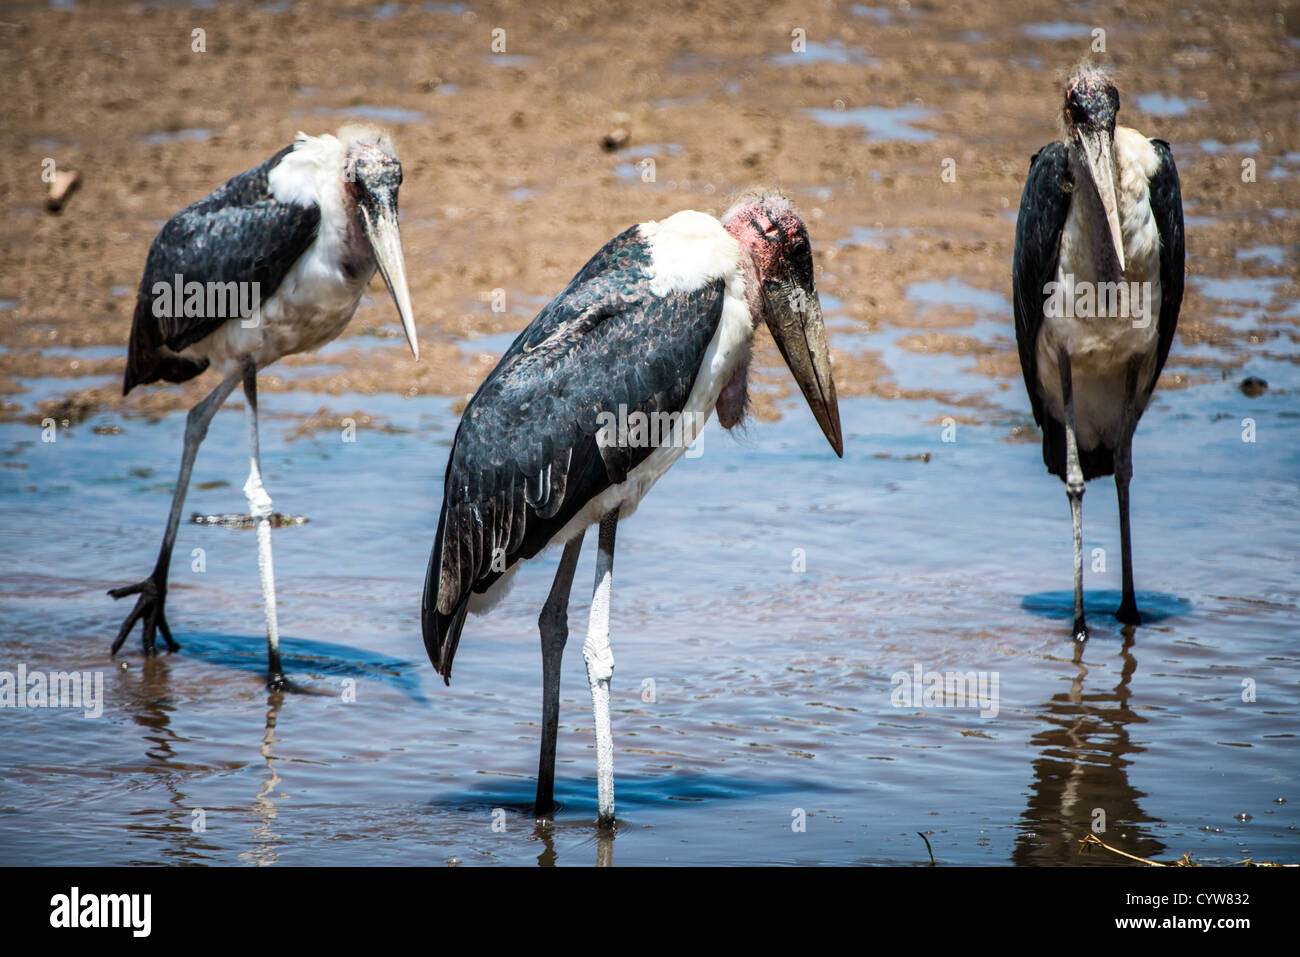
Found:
[422,190,843,828]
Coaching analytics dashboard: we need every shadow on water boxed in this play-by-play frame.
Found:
[427,771,846,818]
[1021,590,1191,626]
[167,632,428,705]
[1014,637,1165,865]
[430,773,848,866]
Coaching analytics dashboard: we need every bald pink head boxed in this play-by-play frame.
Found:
[720,190,843,457]
[722,191,811,285]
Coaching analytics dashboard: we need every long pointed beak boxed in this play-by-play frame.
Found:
[763,278,843,457]
[361,196,419,360]
[1077,127,1126,275]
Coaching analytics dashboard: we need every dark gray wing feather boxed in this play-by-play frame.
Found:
[1146,139,1184,399]
[123,143,321,393]
[422,226,726,682]
[1012,141,1072,431]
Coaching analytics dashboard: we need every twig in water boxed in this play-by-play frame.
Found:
[917,831,935,866]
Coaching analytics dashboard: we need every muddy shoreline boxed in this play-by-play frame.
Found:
[1,0,1295,433]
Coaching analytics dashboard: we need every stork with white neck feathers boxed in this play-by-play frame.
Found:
[109,126,419,688]
[1013,67,1184,640]
[423,191,842,827]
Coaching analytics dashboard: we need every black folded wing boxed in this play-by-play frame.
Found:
[1012,139,1184,481]
[1012,141,1071,434]
[1012,142,1113,480]
[422,226,726,682]
[1146,138,1184,401]
[123,142,321,393]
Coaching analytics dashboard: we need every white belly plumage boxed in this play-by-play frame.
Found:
[1034,127,1164,451]
[173,244,375,376]
[170,130,375,377]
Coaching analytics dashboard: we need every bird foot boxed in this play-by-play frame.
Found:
[1115,601,1142,626]
[107,574,179,656]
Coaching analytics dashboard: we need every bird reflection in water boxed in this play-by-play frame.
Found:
[1014,629,1164,865]
[240,690,285,867]
[530,817,615,867]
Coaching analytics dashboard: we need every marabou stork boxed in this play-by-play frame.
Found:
[109,126,419,688]
[423,192,843,826]
[1012,67,1184,640]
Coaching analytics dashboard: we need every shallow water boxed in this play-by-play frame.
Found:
[805,105,937,143]
[1020,22,1093,40]
[140,128,212,147]
[2,298,1297,865]
[316,104,429,124]
[771,41,881,67]
[2,3,1298,869]
[1133,92,1207,118]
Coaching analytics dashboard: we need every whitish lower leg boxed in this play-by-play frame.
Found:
[1058,350,1087,641]
[584,510,618,828]
[242,359,283,688]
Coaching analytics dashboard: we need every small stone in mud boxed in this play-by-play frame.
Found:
[1275,796,1287,804]
[191,512,309,529]
[1235,812,1252,822]
[30,393,100,427]
[92,424,123,435]
[601,127,630,151]
[1240,376,1268,397]
[871,452,931,462]
[46,169,80,213]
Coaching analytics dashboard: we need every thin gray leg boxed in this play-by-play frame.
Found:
[535,533,585,819]
[1057,349,1088,642]
[109,369,242,655]
[1115,359,1143,626]
[584,510,618,829]
[241,358,284,689]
